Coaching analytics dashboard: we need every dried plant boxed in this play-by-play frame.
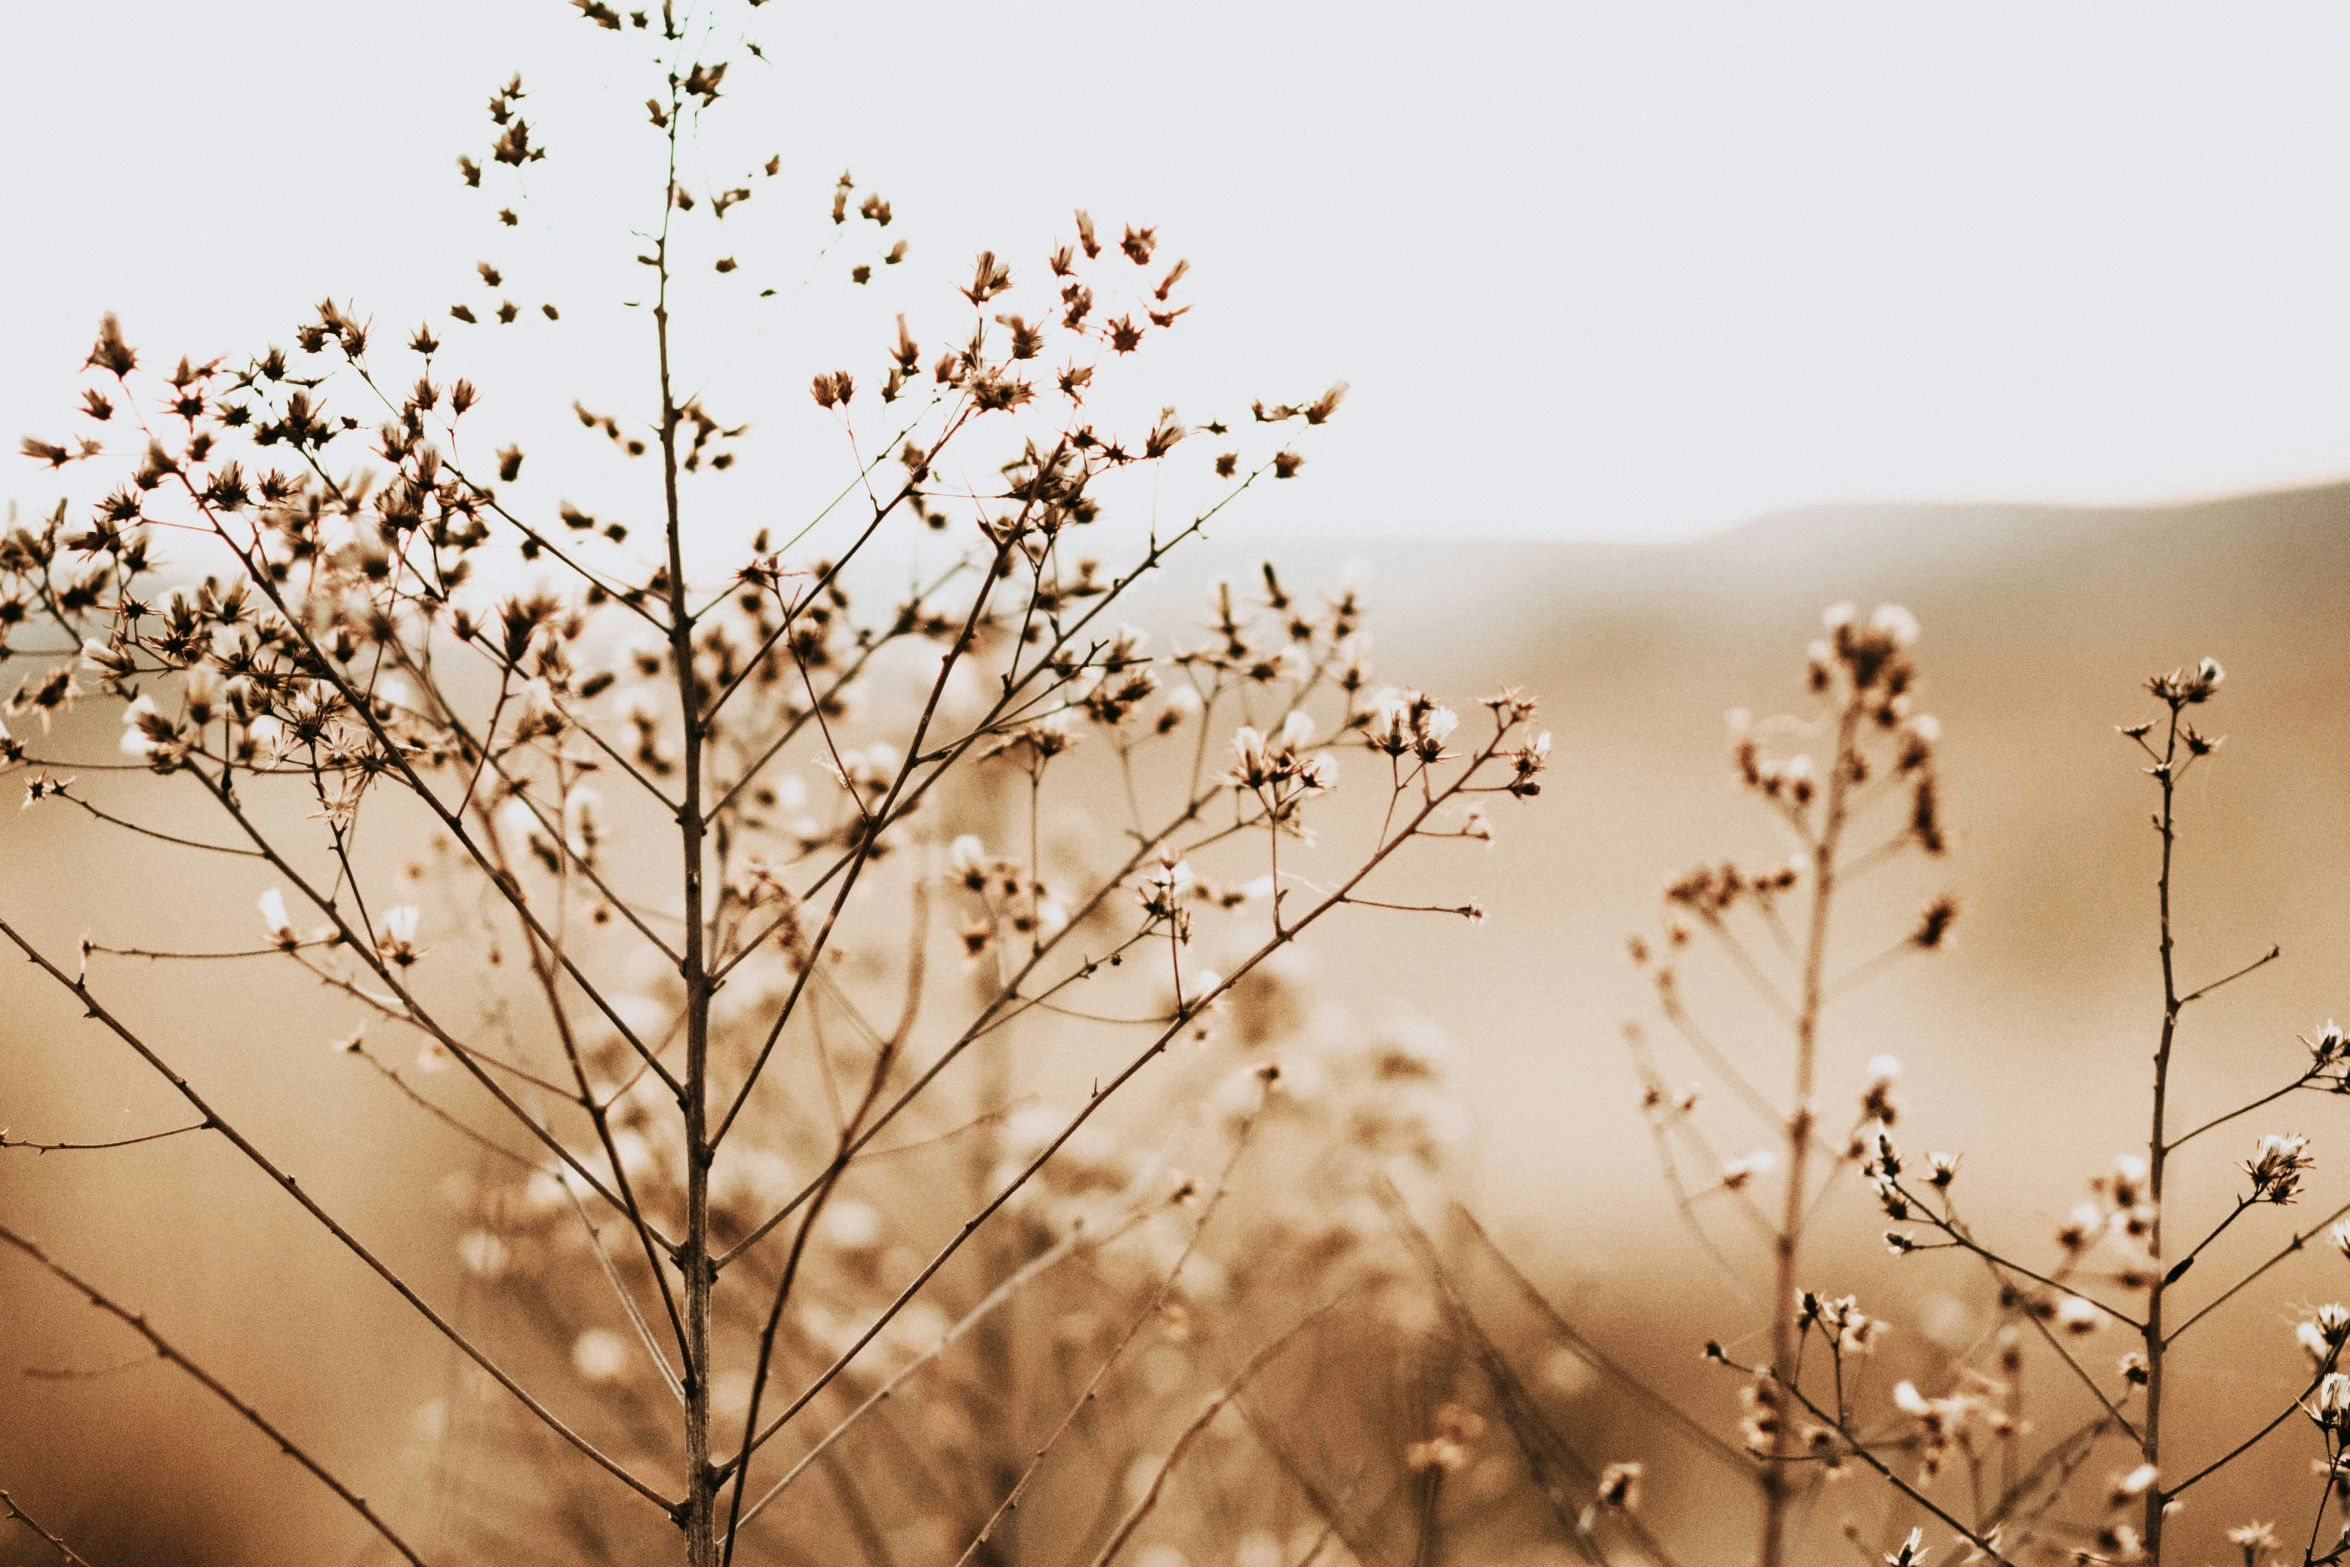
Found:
[1821,657,2350,1566]
[1618,602,1956,1565]
[1412,615,2350,1566]
[0,6,1545,1564]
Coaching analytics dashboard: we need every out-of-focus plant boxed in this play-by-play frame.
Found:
[1825,659,2350,1567]
[1419,613,2350,1566]
[0,6,1546,1563]
[1629,603,1957,1566]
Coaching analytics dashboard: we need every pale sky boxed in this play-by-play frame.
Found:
[10,3,2350,542]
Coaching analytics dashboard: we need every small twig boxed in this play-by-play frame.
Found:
[0,1224,433,1565]
[1086,1298,1347,1567]
[2178,943,2282,1007]
[2165,1194,2350,1347]
[0,1122,207,1154]
[1709,1353,2019,1567]
[0,920,671,1513]
[1,1491,95,1567]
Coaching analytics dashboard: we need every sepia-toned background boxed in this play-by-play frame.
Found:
[9,3,2350,1563]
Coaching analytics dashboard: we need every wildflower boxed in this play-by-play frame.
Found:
[2243,1132,2313,1204]
[2228,1522,2278,1564]
[819,1199,882,1250]
[2111,1461,2157,1503]
[258,888,298,950]
[2313,1019,2347,1070]
[1138,851,1194,927]
[1593,1460,1641,1511]
[1862,1054,1902,1125]
[2332,1218,2350,1260]
[1911,893,1959,949]
[2111,1154,2149,1207]
[2311,1372,2350,1436]
[20,772,71,810]
[119,693,180,764]
[2299,1304,2350,1364]
[1404,1402,1482,1473]
[1720,1149,1776,1192]
[2149,657,2225,706]
[377,905,424,967]
[572,1328,628,1381]
[7,663,80,730]
[1507,729,1551,797]
[2056,1295,2103,1336]
[457,1230,510,1278]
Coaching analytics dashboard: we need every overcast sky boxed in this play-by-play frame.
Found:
[10,3,2350,542]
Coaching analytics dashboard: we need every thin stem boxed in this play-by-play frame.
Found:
[2164,1195,2350,1347]
[0,1122,206,1154]
[1085,1301,1345,1567]
[0,920,670,1513]
[2169,1073,2319,1155]
[1,1491,96,1567]
[2142,704,2184,1558]
[1762,699,1861,1567]
[0,1223,434,1566]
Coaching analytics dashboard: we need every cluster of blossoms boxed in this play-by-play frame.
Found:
[0,6,1553,1564]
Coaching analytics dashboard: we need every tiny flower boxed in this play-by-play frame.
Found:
[1869,604,1920,648]
[258,888,298,949]
[2056,1295,2103,1336]
[572,1328,629,1381]
[2243,1132,2313,1205]
[457,1230,510,1278]
[1720,1149,1776,1192]
[377,904,424,967]
[1594,1460,1642,1511]
[2299,1304,2350,1364]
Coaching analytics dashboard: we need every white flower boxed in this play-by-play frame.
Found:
[1870,604,1920,648]
[377,905,424,966]
[2056,1296,2103,1335]
[456,1230,510,1278]
[257,888,297,948]
[572,1329,629,1381]
[118,693,162,756]
[950,835,987,877]
[820,1199,883,1251]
